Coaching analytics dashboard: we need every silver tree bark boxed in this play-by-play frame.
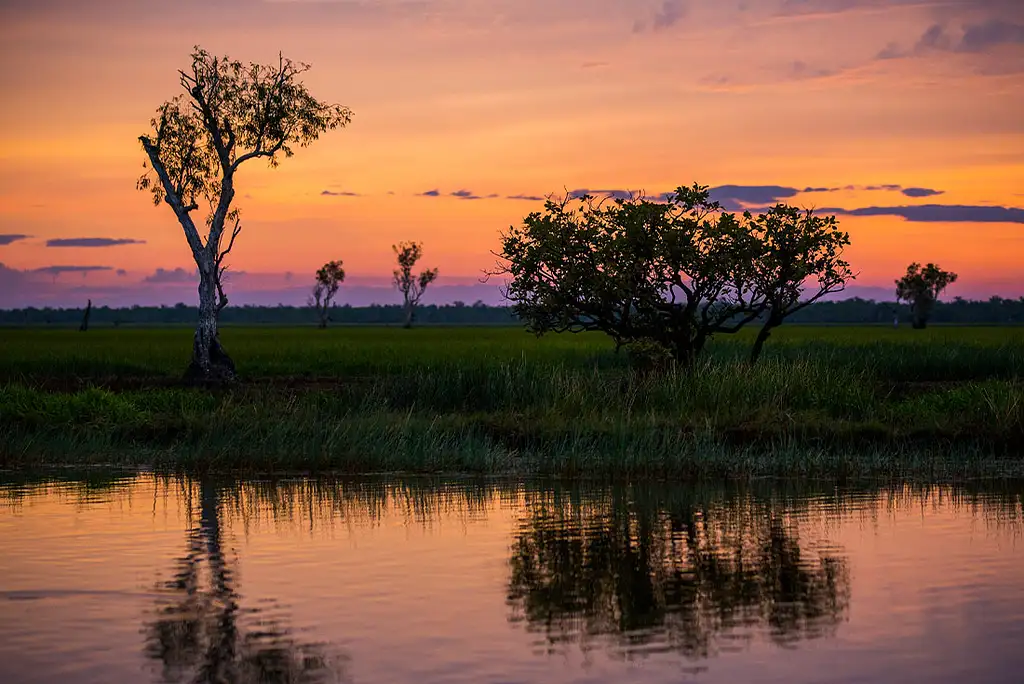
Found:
[140,137,237,382]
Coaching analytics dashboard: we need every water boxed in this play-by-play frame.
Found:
[1,474,1022,684]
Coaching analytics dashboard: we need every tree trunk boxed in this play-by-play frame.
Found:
[669,335,699,367]
[911,296,932,329]
[185,262,236,384]
[750,314,782,365]
[78,299,92,332]
[403,301,414,329]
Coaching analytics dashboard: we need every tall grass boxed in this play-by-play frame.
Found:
[1,326,1022,477]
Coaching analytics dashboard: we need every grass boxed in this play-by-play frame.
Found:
[1,325,1022,478]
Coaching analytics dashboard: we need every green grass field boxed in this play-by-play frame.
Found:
[1,325,1022,478]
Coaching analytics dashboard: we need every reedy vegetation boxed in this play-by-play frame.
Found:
[1,327,1021,478]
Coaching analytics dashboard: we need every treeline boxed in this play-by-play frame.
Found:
[2,297,1023,327]
[0,301,517,326]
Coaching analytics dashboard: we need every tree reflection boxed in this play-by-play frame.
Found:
[506,487,851,659]
[143,480,348,684]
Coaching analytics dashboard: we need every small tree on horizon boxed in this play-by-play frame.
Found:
[393,241,438,328]
[138,46,352,382]
[895,262,958,329]
[310,260,345,328]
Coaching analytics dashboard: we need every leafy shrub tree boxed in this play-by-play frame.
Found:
[393,242,438,328]
[310,260,345,328]
[496,184,853,366]
[138,47,352,381]
[746,206,853,363]
[895,262,958,329]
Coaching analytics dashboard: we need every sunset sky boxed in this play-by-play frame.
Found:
[1,0,1022,307]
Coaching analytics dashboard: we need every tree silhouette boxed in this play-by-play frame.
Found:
[895,262,958,329]
[392,242,438,328]
[138,47,352,382]
[495,184,853,366]
[143,480,348,684]
[310,261,345,329]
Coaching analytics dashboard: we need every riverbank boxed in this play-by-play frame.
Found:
[2,326,1022,478]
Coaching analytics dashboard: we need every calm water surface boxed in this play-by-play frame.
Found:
[1,474,1022,684]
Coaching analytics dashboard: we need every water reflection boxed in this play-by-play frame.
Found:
[2,473,1022,684]
[506,486,851,659]
[143,480,348,684]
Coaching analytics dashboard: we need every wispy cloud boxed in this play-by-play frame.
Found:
[634,0,689,33]
[417,188,499,200]
[320,189,361,197]
[789,60,838,79]
[568,188,636,201]
[34,265,113,277]
[507,194,545,201]
[959,19,1024,52]
[878,19,1024,60]
[901,187,944,198]
[820,204,1024,223]
[0,234,31,246]
[45,237,146,247]
[708,185,801,210]
[144,267,195,283]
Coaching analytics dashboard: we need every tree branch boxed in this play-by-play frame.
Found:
[139,135,205,257]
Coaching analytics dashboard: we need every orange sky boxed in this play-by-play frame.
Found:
[1,0,1022,305]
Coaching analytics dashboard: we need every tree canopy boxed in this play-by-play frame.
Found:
[496,184,853,364]
[138,48,352,223]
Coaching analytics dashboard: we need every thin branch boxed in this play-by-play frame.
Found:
[139,135,205,257]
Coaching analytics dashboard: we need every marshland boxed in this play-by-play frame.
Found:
[2,324,1021,478]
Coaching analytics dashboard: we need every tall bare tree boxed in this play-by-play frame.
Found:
[392,241,438,328]
[310,260,345,328]
[138,47,352,381]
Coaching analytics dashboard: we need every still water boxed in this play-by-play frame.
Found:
[1,474,1022,684]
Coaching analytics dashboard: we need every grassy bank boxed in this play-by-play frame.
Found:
[1,326,1022,478]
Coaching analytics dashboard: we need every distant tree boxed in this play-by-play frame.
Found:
[78,299,92,332]
[895,262,958,329]
[138,47,352,382]
[392,241,438,328]
[310,260,345,328]
[745,206,855,363]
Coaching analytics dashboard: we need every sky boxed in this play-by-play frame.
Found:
[1,0,1022,307]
